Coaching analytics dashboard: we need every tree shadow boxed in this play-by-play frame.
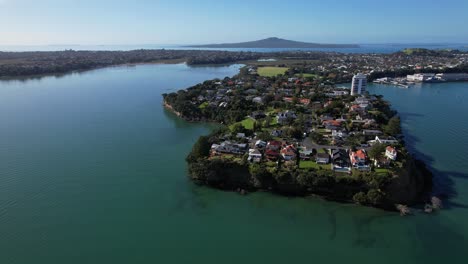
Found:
[400,125,468,210]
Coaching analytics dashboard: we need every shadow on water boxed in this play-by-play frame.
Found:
[400,112,468,210]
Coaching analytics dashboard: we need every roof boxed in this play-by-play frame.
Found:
[386,146,396,152]
[281,145,297,155]
[316,153,329,159]
[268,140,282,146]
[323,120,343,127]
[354,150,367,159]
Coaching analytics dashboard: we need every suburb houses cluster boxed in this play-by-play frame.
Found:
[165,67,406,178]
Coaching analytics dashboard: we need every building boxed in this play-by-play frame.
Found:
[385,146,397,160]
[248,149,262,163]
[316,153,330,164]
[350,73,367,96]
[331,149,351,172]
[406,73,435,82]
[277,110,297,125]
[350,149,370,171]
[281,144,297,161]
[368,135,399,145]
[435,73,468,81]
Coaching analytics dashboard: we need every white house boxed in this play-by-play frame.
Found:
[369,135,399,145]
[248,149,262,163]
[385,146,397,161]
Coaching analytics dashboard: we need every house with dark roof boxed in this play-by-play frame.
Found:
[331,149,351,172]
[316,153,330,164]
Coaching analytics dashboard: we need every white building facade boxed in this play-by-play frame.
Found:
[351,73,367,95]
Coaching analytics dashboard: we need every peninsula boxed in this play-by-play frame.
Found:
[184,37,360,48]
[163,66,434,211]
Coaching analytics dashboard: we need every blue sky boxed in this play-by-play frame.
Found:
[1,0,467,45]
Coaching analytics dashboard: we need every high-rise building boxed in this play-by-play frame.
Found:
[351,73,367,95]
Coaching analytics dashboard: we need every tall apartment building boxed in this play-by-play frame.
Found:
[351,73,367,95]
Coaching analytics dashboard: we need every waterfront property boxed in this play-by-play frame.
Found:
[350,73,367,95]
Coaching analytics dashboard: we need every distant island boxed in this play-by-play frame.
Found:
[184,37,360,49]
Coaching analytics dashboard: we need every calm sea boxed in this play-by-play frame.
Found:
[0,64,467,263]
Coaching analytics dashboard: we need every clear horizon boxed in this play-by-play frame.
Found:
[1,0,468,45]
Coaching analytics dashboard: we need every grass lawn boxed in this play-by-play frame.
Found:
[375,168,390,176]
[257,67,289,77]
[299,160,330,170]
[229,117,255,131]
[198,102,209,109]
[241,118,255,130]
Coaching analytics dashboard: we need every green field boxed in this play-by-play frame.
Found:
[375,168,390,176]
[198,102,209,109]
[299,160,330,170]
[229,117,255,131]
[257,67,289,77]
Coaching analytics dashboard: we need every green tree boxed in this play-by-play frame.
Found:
[384,116,401,135]
[186,136,211,162]
[258,131,273,142]
[287,127,303,140]
[368,143,386,161]
[309,132,325,144]
[264,115,272,128]
[231,123,245,134]
[366,189,384,205]
[353,192,368,205]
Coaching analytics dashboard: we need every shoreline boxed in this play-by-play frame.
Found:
[164,99,434,213]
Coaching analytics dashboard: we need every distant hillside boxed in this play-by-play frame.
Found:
[185,37,359,49]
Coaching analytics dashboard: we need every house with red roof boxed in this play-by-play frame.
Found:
[265,141,282,160]
[385,146,397,160]
[349,149,370,170]
[299,98,311,105]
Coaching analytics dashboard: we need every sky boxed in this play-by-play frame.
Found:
[0,0,468,45]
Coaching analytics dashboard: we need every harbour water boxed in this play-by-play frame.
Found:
[0,64,467,263]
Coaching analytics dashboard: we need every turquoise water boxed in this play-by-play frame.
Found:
[0,65,467,263]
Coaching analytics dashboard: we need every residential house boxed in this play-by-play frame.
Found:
[332,129,348,139]
[298,147,313,160]
[271,129,283,137]
[281,144,297,161]
[252,97,263,104]
[385,146,397,160]
[316,153,330,164]
[277,111,297,125]
[350,149,370,170]
[265,141,282,160]
[255,140,267,149]
[211,141,247,155]
[374,136,398,145]
[331,149,351,172]
[248,149,262,163]
[362,130,383,136]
